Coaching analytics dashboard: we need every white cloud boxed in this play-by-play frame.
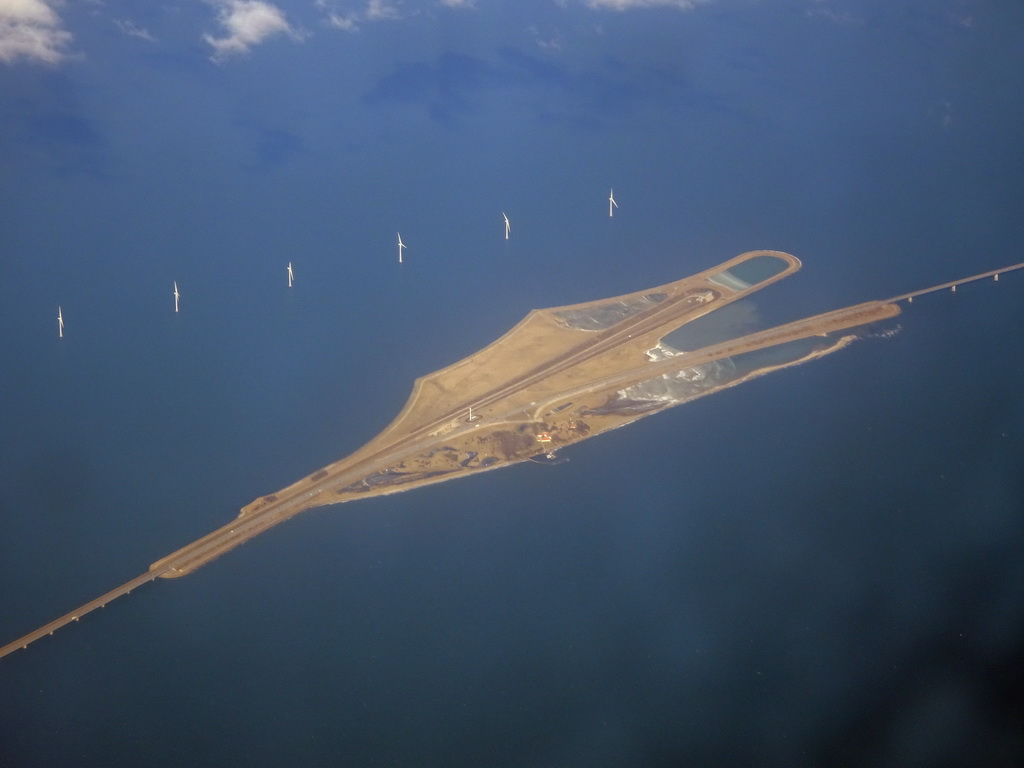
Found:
[314,1,357,31]
[203,0,301,60]
[439,0,475,8]
[527,24,563,52]
[0,0,72,65]
[114,18,156,42]
[322,11,353,30]
[805,1,858,25]
[365,0,400,20]
[317,0,406,33]
[585,0,707,10]
[807,9,855,24]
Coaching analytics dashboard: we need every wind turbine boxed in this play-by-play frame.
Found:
[608,188,618,217]
[287,262,294,288]
[503,212,511,240]
[397,232,407,264]
[57,306,63,339]
[173,281,180,313]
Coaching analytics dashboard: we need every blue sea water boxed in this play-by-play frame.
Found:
[1,2,1023,766]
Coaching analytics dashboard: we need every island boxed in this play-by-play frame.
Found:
[3,249,1020,659]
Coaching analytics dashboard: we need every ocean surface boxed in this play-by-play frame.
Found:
[1,2,1023,765]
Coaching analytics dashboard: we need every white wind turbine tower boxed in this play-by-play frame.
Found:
[287,262,294,287]
[503,212,511,240]
[397,232,407,264]
[57,306,63,338]
[608,188,618,217]
[173,281,180,313]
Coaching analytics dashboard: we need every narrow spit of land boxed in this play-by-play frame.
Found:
[2,253,1022,660]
